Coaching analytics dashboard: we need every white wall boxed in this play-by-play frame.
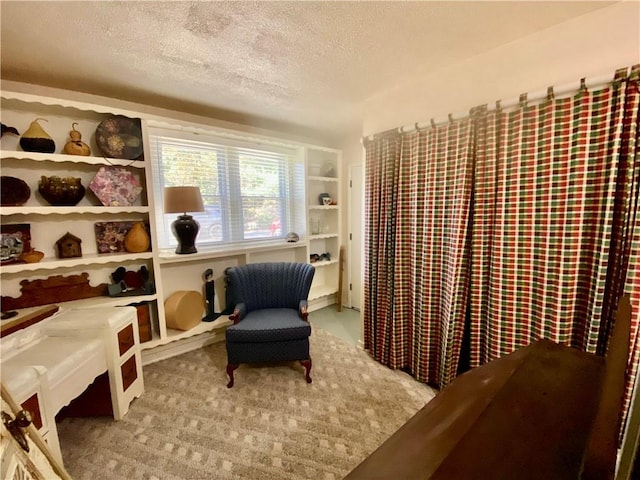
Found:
[362,1,640,136]
[338,132,365,308]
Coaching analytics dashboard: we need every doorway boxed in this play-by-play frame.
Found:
[348,163,363,310]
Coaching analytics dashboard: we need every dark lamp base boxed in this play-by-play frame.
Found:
[171,214,200,254]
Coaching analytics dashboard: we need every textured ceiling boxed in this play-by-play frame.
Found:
[0,1,614,142]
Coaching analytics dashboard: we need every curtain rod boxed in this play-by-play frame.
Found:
[362,71,619,143]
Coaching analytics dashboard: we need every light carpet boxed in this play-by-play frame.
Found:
[57,327,437,480]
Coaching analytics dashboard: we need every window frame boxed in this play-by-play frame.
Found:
[148,125,306,253]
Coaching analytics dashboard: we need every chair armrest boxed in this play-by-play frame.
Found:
[299,300,309,321]
[229,303,247,325]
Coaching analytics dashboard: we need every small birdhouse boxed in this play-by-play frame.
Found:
[55,232,82,259]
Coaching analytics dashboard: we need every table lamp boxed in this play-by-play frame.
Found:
[163,186,205,254]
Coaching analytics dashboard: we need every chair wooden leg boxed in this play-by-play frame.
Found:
[300,359,312,383]
[226,363,239,388]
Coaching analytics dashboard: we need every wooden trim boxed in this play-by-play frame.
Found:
[0,305,59,338]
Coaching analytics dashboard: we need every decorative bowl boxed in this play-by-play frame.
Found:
[1,176,31,206]
[38,176,85,206]
[19,249,44,263]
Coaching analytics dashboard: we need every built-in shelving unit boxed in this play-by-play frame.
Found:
[1,84,344,365]
[0,91,162,355]
[306,147,342,309]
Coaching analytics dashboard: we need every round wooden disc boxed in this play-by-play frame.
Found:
[164,290,205,331]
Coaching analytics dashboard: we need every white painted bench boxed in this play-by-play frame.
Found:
[1,306,145,465]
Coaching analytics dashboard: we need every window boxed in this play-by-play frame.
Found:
[149,127,306,251]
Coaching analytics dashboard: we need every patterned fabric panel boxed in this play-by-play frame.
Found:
[470,72,639,369]
[363,120,475,387]
[226,308,312,343]
[225,262,314,312]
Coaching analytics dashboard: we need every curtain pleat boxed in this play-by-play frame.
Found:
[363,121,474,386]
[363,134,401,364]
[614,66,640,434]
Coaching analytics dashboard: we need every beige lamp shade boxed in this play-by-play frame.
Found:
[163,186,204,214]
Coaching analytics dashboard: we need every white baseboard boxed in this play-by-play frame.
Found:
[308,297,336,312]
[141,329,226,366]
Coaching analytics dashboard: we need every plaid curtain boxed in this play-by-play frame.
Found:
[363,66,640,431]
[470,68,639,390]
[363,120,474,386]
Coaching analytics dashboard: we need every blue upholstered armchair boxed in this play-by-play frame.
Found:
[224,262,315,388]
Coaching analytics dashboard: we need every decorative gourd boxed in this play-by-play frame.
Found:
[63,123,91,156]
[19,118,56,153]
[124,222,150,253]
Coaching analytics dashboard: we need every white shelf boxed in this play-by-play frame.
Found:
[1,89,145,122]
[310,259,339,268]
[60,294,158,308]
[1,294,158,324]
[309,285,338,300]
[1,206,149,216]
[308,205,339,210]
[158,241,305,265]
[0,150,146,168]
[309,233,339,240]
[307,175,338,182]
[141,315,232,350]
[1,252,154,274]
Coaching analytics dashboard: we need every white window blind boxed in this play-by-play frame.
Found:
[149,128,306,251]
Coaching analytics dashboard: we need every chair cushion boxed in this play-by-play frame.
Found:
[226,308,311,343]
